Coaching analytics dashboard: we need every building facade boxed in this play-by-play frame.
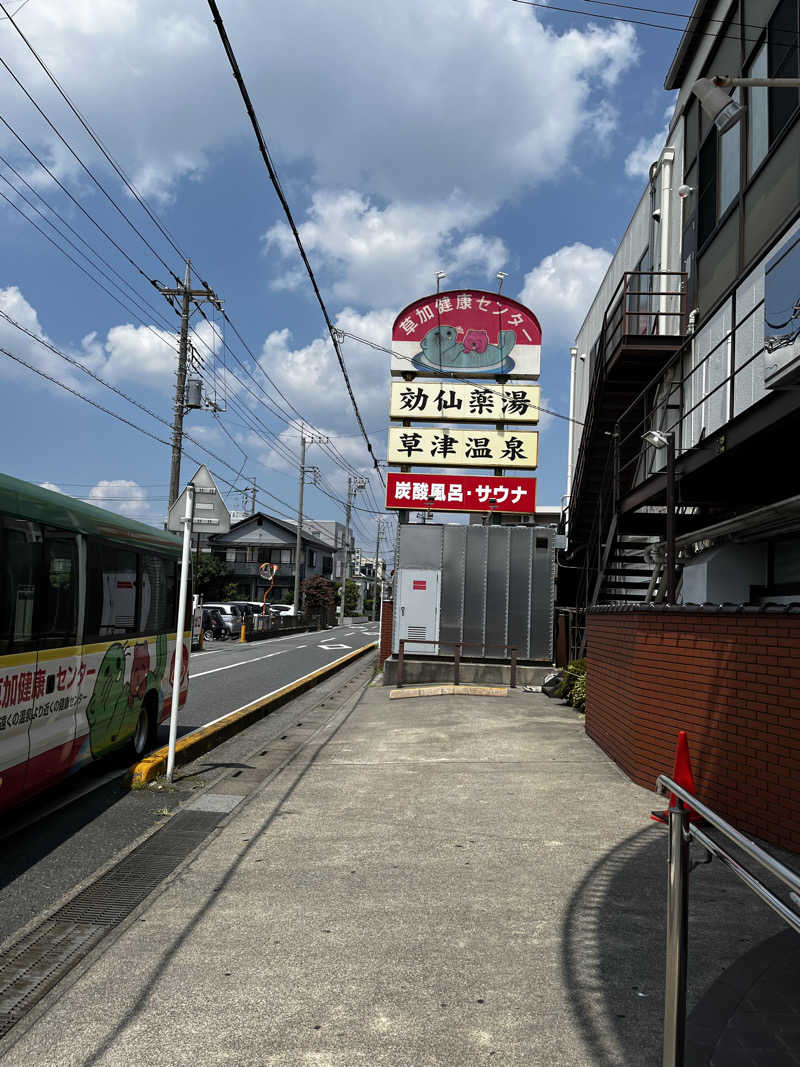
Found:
[560,0,800,850]
[562,0,800,652]
[208,513,334,602]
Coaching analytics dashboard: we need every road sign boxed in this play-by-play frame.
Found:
[167,464,231,535]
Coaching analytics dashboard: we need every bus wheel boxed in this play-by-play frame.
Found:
[131,697,157,757]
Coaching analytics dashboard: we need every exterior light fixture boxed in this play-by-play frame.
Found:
[496,271,509,293]
[677,184,694,199]
[434,270,447,294]
[642,429,671,449]
[691,78,745,133]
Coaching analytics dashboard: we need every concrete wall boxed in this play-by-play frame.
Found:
[586,607,800,852]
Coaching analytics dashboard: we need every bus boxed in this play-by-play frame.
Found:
[0,472,189,812]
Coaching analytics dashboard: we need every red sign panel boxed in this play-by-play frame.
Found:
[391,289,541,379]
[386,473,536,514]
[412,579,427,590]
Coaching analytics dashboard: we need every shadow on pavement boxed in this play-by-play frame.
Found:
[562,823,797,1065]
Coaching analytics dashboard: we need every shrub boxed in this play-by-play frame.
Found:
[556,658,587,711]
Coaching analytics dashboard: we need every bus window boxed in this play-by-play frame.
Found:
[139,554,175,633]
[0,518,41,654]
[38,531,79,650]
[85,543,139,639]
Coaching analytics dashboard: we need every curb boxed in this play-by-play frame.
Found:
[128,642,377,788]
[389,684,509,699]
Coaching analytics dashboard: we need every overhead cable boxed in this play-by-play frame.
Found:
[205,0,385,486]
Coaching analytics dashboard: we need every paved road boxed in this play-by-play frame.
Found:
[174,622,379,735]
[0,623,378,949]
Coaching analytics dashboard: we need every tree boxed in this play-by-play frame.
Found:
[302,575,335,613]
[338,579,359,615]
[195,555,235,600]
[302,576,336,622]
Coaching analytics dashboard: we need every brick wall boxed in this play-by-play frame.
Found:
[379,600,394,665]
[586,608,800,853]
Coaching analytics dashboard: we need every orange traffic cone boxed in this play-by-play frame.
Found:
[651,730,701,824]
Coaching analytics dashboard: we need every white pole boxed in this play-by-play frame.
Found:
[167,482,194,782]
[658,147,675,335]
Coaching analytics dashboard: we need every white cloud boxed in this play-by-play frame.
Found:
[624,106,674,179]
[265,191,508,309]
[39,481,64,493]
[84,479,153,522]
[518,242,612,350]
[0,0,638,207]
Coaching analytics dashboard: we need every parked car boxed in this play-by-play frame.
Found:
[203,602,250,636]
[270,604,297,618]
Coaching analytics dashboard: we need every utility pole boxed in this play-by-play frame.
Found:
[339,475,366,625]
[292,432,325,616]
[372,518,382,622]
[157,260,221,508]
[250,477,257,515]
[293,434,307,616]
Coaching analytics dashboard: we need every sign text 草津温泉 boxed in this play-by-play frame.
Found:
[387,427,538,469]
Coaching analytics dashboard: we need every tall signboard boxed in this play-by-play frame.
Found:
[386,288,540,518]
[390,291,541,379]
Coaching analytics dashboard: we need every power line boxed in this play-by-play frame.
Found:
[205,0,384,487]
[510,0,767,44]
[0,150,183,333]
[580,0,800,38]
[0,52,178,279]
[0,0,188,264]
[0,309,253,488]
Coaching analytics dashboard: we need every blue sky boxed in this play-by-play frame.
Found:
[0,0,687,553]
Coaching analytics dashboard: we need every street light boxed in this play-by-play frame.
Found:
[435,270,447,294]
[496,271,508,294]
[691,74,800,133]
[642,430,677,604]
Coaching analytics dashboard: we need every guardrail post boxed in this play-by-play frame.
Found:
[663,798,690,1067]
[397,639,405,688]
[454,643,460,686]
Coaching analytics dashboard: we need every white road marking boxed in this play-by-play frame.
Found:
[190,649,288,679]
[318,642,352,650]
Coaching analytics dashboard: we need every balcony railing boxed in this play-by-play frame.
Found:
[602,270,688,358]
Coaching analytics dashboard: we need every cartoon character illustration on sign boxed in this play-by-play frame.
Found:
[85,633,168,757]
[412,324,517,374]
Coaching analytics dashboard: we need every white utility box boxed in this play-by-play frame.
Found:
[394,569,441,655]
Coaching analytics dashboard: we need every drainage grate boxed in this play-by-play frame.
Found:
[0,809,223,1040]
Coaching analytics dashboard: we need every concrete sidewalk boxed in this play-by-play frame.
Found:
[1,679,794,1065]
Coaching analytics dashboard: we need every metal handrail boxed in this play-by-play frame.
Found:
[396,638,518,688]
[656,774,800,1066]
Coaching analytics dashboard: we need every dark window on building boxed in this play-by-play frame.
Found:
[307,549,317,568]
[322,555,333,576]
[698,131,718,246]
[768,0,800,141]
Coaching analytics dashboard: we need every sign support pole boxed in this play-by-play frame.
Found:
[167,483,194,783]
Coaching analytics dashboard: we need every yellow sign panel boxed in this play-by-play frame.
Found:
[387,427,538,469]
[389,381,540,423]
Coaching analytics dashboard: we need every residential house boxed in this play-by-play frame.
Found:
[208,512,334,602]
